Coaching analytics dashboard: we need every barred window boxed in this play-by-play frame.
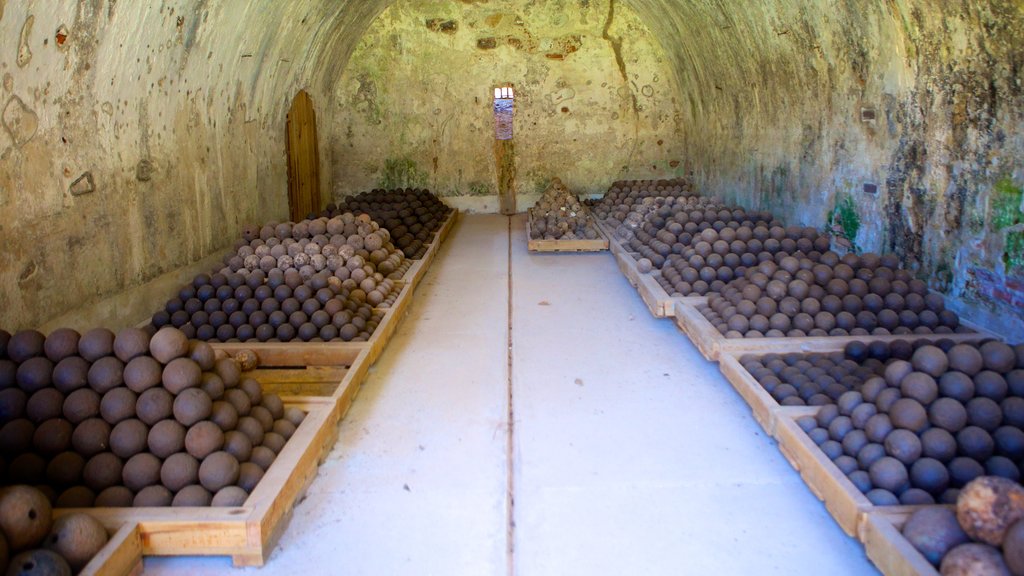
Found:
[494,85,514,140]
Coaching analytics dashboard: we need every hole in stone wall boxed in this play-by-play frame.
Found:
[494,85,514,140]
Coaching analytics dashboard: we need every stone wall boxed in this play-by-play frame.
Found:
[0,0,1021,337]
[321,0,684,212]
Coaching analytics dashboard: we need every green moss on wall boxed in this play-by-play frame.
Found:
[991,177,1023,230]
[1005,231,1024,272]
[831,193,861,252]
[378,157,427,189]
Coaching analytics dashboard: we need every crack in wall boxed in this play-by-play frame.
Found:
[601,0,640,172]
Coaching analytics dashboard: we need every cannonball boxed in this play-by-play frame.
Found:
[223,431,253,463]
[77,329,114,362]
[212,486,248,507]
[109,418,149,459]
[71,418,110,457]
[99,387,137,425]
[33,419,72,455]
[43,329,80,364]
[26,389,64,424]
[948,344,984,376]
[185,421,224,459]
[185,341,215,372]
[133,485,173,507]
[44,512,108,571]
[198,451,240,492]
[161,452,200,492]
[940,543,1010,575]
[869,456,909,493]
[54,487,94,509]
[162,358,201,394]
[148,419,185,458]
[249,445,276,471]
[50,357,88,394]
[911,345,948,377]
[112,328,150,363]
[83,452,123,492]
[1004,520,1024,575]
[16,357,54,394]
[981,341,1017,373]
[94,486,133,507]
[122,452,162,492]
[149,327,189,364]
[956,476,1024,545]
[173,388,212,427]
[0,485,51,551]
[136,387,173,425]
[123,356,162,393]
[171,485,212,507]
[5,549,71,576]
[890,398,929,432]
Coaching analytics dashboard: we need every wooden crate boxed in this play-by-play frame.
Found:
[526,213,609,253]
[862,510,942,576]
[775,410,937,538]
[719,352,820,437]
[80,523,144,576]
[595,220,701,318]
[673,300,999,362]
[54,399,342,566]
[401,209,458,292]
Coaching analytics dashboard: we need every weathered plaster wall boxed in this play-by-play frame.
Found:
[322,0,685,209]
[1,0,1022,337]
[627,0,1024,338]
[0,0,385,330]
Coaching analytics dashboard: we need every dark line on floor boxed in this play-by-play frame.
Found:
[505,215,516,576]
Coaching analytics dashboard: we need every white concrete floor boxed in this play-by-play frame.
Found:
[146,214,879,575]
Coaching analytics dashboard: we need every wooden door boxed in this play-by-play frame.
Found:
[286,90,321,222]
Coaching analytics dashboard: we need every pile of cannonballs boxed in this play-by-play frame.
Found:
[528,178,601,241]
[903,476,1024,574]
[0,326,305,509]
[331,188,452,260]
[792,340,1024,506]
[698,249,968,338]
[589,178,694,225]
[0,485,110,575]
[151,211,402,342]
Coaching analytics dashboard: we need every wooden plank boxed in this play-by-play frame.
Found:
[719,353,818,437]
[80,523,144,576]
[362,273,415,366]
[775,409,873,537]
[210,342,364,367]
[673,300,1000,362]
[235,402,340,566]
[527,213,609,253]
[862,510,942,576]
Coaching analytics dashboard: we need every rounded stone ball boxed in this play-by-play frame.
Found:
[171,485,212,507]
[162,358,202,394]
[223,430,253,463]
[185,421,224,460]
[109,418,149,459]
[77,328,115,362]
[148,419,186,458]
[122,452,162,492]
[249,445,277,471]
[948,344,984,376]
[123,356,163,393]
[173,388,213,427]
[99,387,137,425]
[26,388,64,424]
[198,451,240,492]
[51,357,89,394]
[87,356,124,394]
[71,418,111,457]
[161,452,200,492]
[33,418,73,455]
[136,387,174,425]
[149,327,189,364]
[43,328,81,363]
[44,512,109,571]
[869,456,910,493]
[113,328,151,362]
[212,486,249,507]
[134,485,173,507]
